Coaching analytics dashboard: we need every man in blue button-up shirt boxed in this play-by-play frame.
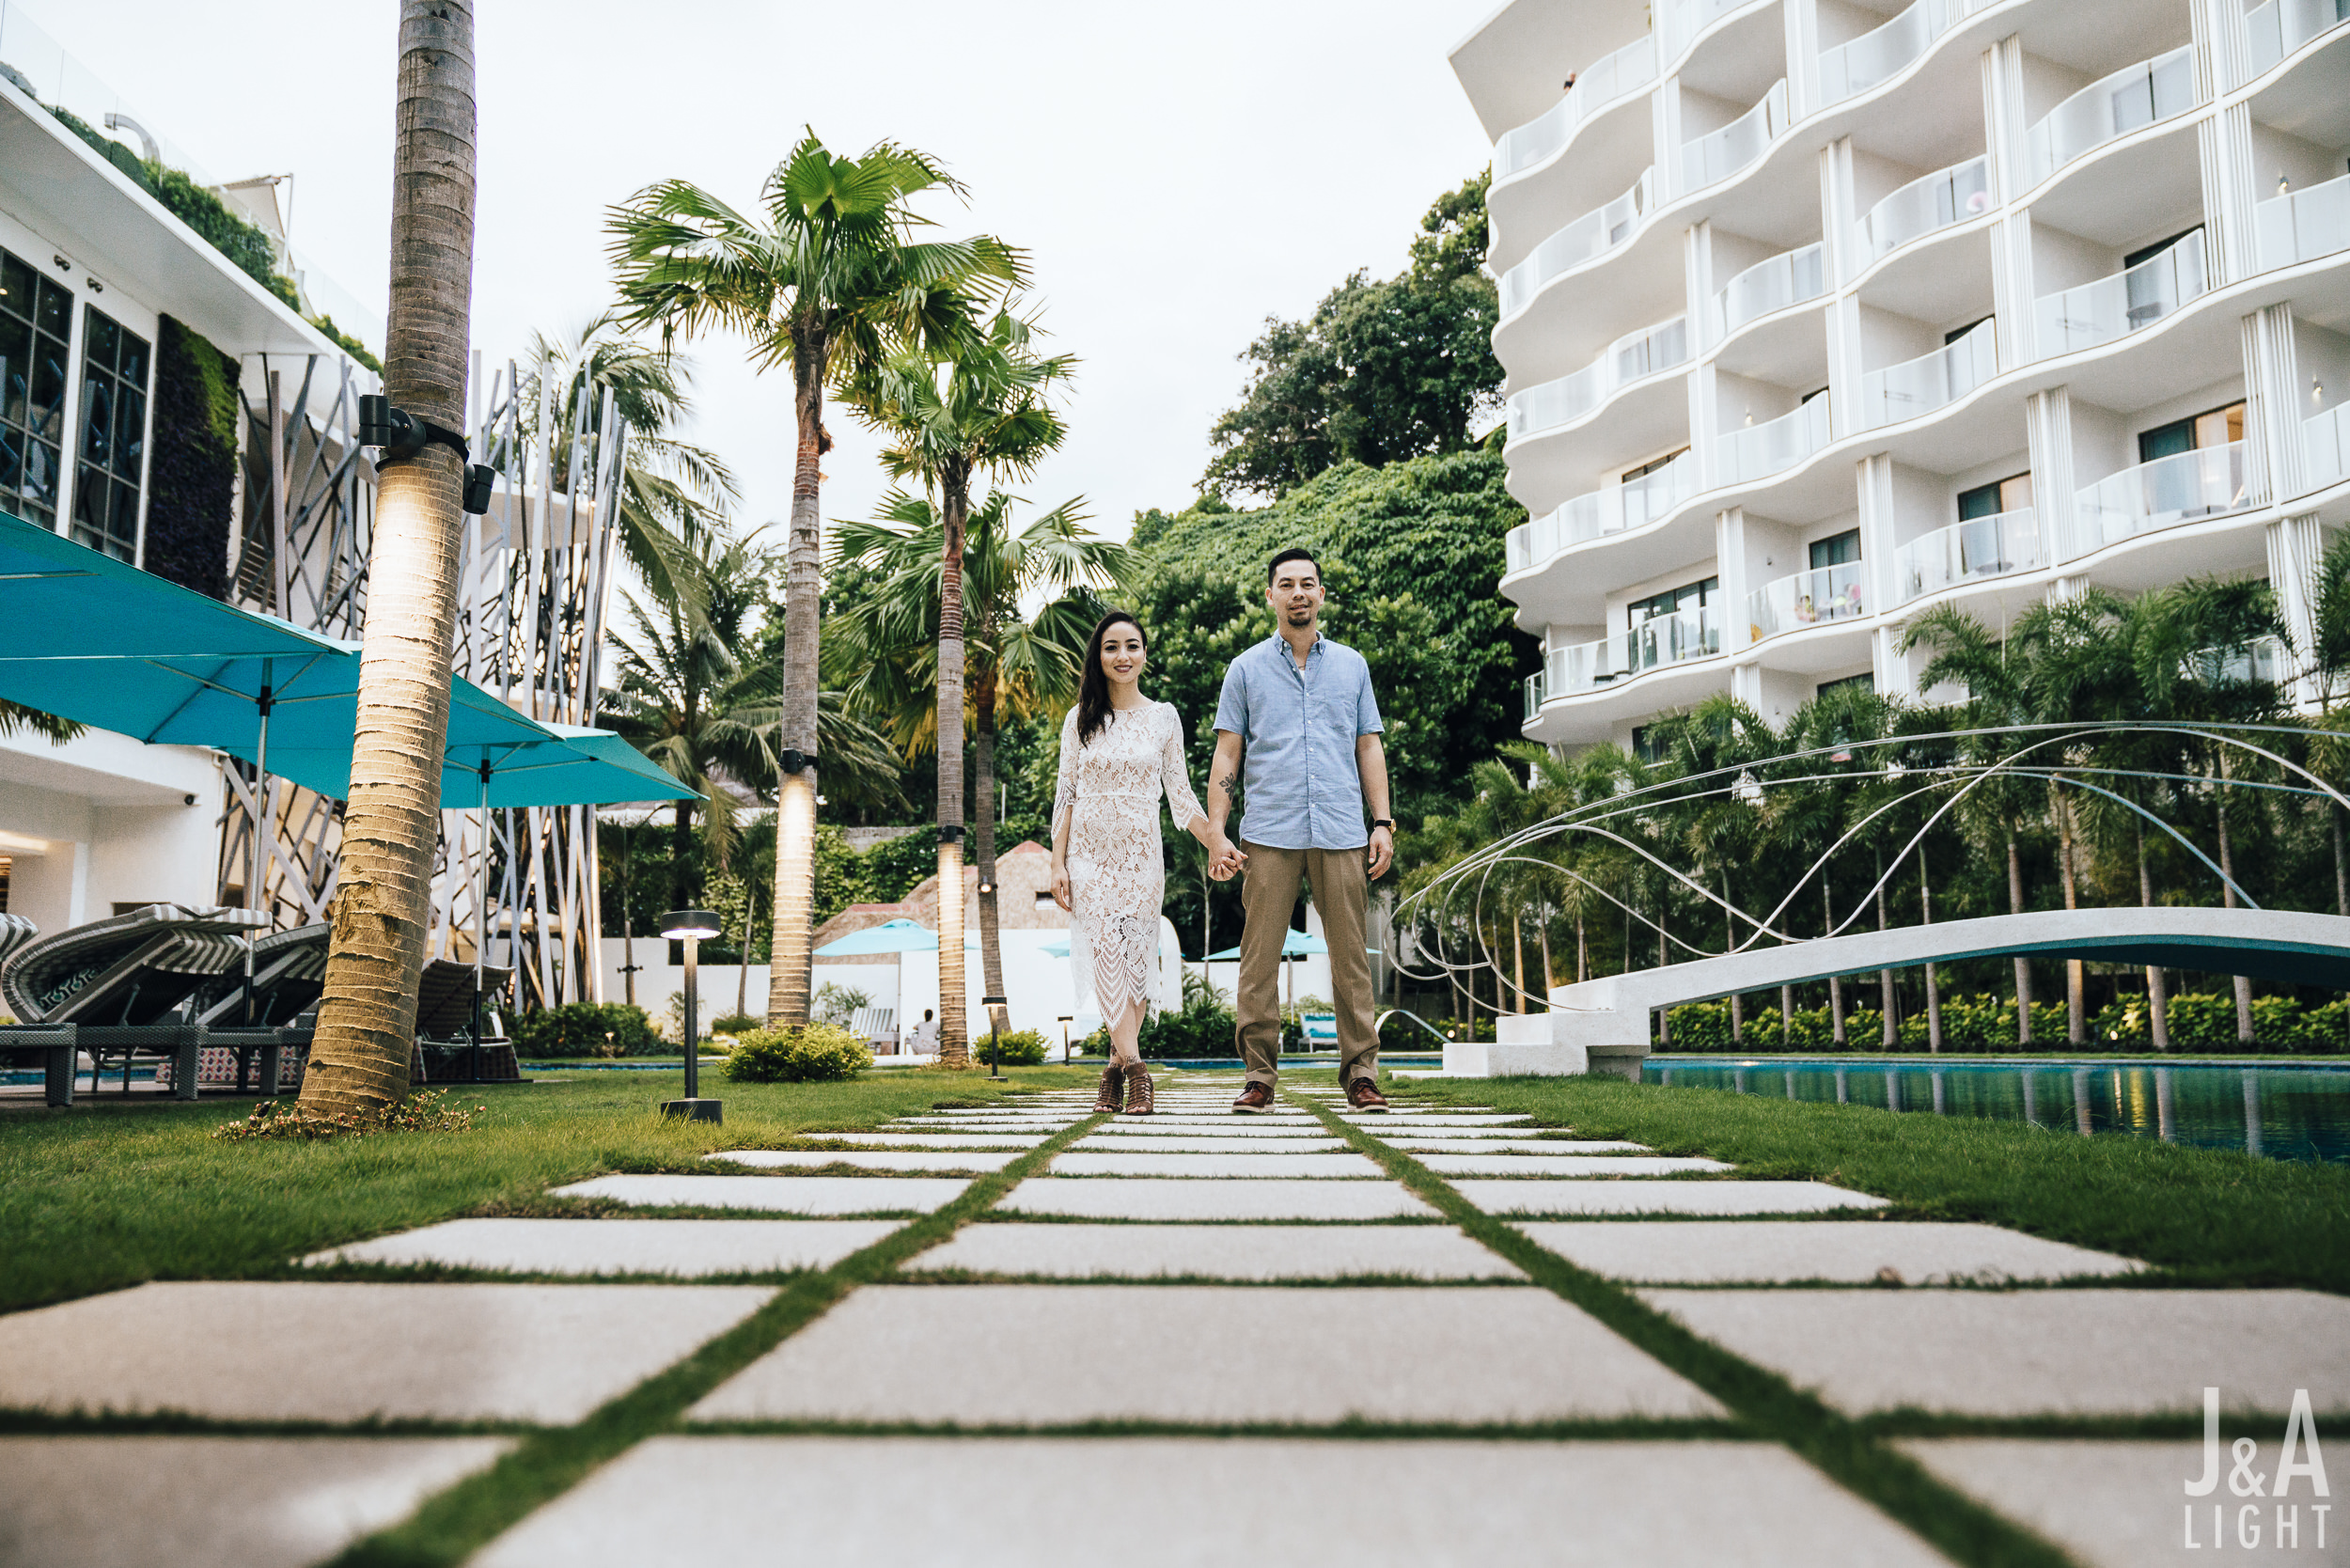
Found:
[1207,547,1394,1112]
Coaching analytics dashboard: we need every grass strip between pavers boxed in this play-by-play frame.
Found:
[1291,1090,2079,1568]
[321,1100,1117,1568]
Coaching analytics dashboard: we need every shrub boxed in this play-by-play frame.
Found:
[725,1022,872,1083]
[708,1012,763,1036]
[511,1002,661,1058]
[1139,996,1240,1058]
[979,1028,1049,1066]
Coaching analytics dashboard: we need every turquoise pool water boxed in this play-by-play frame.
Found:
[1643,1058,2350,1164]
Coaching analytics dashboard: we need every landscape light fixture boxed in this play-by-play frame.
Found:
[977,878,995,896]
[981,994,1010,1080]
[358,394,498,516]
[1731,770,1763,806]
[657,907,726,1122]
[1058,1013,1074,1064]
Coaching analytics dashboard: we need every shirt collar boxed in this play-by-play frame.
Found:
[1266,630,1325,663]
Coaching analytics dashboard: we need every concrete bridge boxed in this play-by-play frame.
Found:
[1440,907,2350,1078]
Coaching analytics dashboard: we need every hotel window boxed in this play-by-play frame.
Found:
[0,249,71,528]
[1956,473,2033,520]
[1621,446,1688,482]
[2138,400,2243,464]
[1817,671,1874,698]
[72,305,149,562]
[1809,528,1861,569]
[1627,574,1716,629]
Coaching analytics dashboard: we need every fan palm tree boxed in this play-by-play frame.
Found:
[825,488,1133,1016]
[607,130,1022,1031]
[838,309,1074,1065]
[302,1,478,1118]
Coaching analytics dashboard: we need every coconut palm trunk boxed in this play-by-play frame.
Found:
[2216,755,2254,1044]
[973,656,1006,1015]
[2138,823,2170,1050]
[300,0,476,1117]
[765,332,826,1028]
[2057,792,2084,1045]
[2007,829,2033,1044]
[934,460,972,1067]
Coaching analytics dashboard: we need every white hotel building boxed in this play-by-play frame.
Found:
[1452,0,2350,750]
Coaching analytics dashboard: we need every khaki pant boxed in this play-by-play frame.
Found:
[1236,841,1378,1087]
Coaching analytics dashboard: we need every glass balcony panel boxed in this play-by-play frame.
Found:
[2305,400,2350,492]
[1525,667,1547,721]
[1747,560,1869,643]
[1895,507,2043,603]
[1545,636,1616,698]
[2027,47,2197,184]
[1511,456,1700,576]
[2244,0,2350,77]
[1819,0,1950,104]
[1712,243,1826,342]
[1498,169,1656,318]
[2034,231,2206,355]
[1857,318,1998,429]
[1506,314,1690,440]
[2069,441,2250,557]
[1856,156,1990,262]
[1622,604,1722,672]
[1680,81,1787,194]
[1669,0,1759,53]
[2211,634,2290,684]
[1496,35,1660,178]
[1719,395,1833,484]
[2257,173,2350,272]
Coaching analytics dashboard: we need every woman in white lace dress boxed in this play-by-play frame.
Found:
[1052,611,1241,1115]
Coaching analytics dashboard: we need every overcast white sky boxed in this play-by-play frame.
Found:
[44,0,1496,544]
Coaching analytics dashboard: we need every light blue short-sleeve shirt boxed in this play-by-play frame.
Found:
[1213,632,1383,851]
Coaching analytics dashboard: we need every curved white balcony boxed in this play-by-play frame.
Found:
[2034,231,2205,358]
[1711,243,1826,344]
[2214,635,2291,685]
[1668,0,1765,55]
[1748,561,1868,644]
[1533,607,1722,709]
[1505,315,1690,442]
[1719,396,1832,486]
[1524,666,1547,721]
[1856,156,1990,264]
[1819,0,1961,104]
[1498,168,1656,320]
[1895,507,2044,604]
[2257,173,2350,272]
[2244,0,2350,77]
[1495,35,1658,180]
[1505,452,1700,573]
[1680,80,1787,195]
[2068,441,2250,558]
[2026,47,2196,187]
[2305,401,2350,492]
[1857,318,1997,430]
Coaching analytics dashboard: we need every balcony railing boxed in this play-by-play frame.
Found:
[1496,35,1659,179]
[1623,604,1723,672]
[2257,173,2350,272]
[2069,441,2250,557]
[1819,0,1962,104]
[1711,243,1826,342]
[1524,666,1547,721]
[1499,168,1656,319]
[2306,400,2350,493]
[1719,395,1832,485]
[1681,80,1787,193]
[1668,0,1762,54]
[2244,0,2350,76]
[2212,634,2291,685]
[1505,315,1690,441]
[1895,507,2044,603]
[2035,229,2206,356]
[1748,561,1868,643]
[1856,155,1990,262]
[1505,453,1700,573]
[1857,317,1997,430]
[2027,47,2196,185]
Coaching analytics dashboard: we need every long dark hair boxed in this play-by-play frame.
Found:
[1075,609,1145,747]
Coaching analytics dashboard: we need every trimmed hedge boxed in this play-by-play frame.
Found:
[510,1002,662,1058]
[1660,992,2350,1054]
[978,1028,1049,1066]
[725,1023,871,1083]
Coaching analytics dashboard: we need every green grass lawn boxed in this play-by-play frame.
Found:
[1386,1074,2350,1294]
[0,1066,1102,1315]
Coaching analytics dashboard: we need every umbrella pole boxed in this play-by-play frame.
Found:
[244,670,273,1028]
[471,760,491,1083]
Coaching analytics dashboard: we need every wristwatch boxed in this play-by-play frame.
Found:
[1371,818,1394,830]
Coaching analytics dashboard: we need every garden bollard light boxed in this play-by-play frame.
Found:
[983,995,1010,1080]
[658,909,725,1123]
[1058,1014,1073,1065]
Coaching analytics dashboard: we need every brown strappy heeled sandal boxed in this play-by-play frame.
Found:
[1093,1063,1125,1115]
[1122,1063,1155,1115]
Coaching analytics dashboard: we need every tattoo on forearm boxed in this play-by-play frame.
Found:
[1215,773,1238,796]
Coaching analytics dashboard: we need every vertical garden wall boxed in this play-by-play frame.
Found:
[142,316,240,600]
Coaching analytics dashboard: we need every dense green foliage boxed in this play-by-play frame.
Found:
[1661,991,2350,1054]
[724,1022,872,1082]
[143,317,240,600]
[1203,173,1499,501]
[978,1027,1049,1065]
[509,1003,663,1058]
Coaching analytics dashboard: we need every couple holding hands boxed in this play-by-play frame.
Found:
[1049,547,1394,1117]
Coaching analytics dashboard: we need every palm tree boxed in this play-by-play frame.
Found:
[826,488,1133,1017]
[839,310,1074,1065]
[607,131,1021,1031]
[0,702,78,743]
[301,0,477,1118]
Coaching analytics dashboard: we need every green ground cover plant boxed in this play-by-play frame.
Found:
[724,1023,871,1082]
[1385,1074,2350,1294]
[0,1067,1099,1314]
[1664,992,2350,1054]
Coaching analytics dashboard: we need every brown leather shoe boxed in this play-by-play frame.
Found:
[1346,1076,1389,1112]
[1123,1065,1156,1115]
[1093,1064,1125,1115]
[1231,1081,1275,1114]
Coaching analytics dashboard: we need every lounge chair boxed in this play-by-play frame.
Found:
[0,903,267,1106]
[1300,1011,1340,1051]
[412,955,520,1082]
[851,1004,899,1055]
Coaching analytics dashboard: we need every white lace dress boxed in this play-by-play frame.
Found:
[1052,700,1208,1030]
